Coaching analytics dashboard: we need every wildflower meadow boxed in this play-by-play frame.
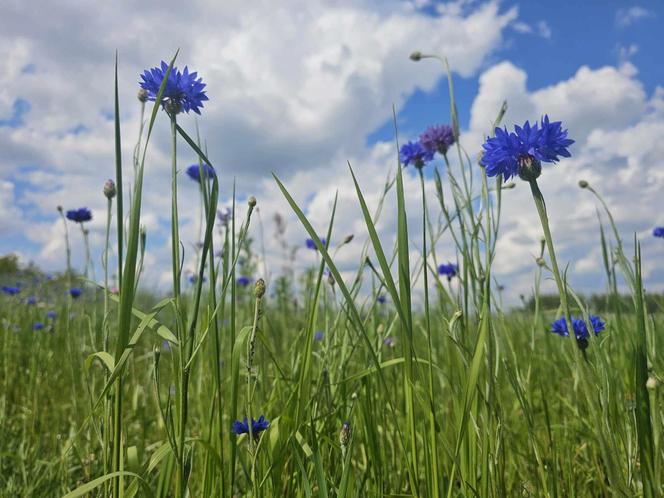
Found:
[1,38,663,498]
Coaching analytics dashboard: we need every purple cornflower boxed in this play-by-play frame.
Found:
[1,286,20,295]
[383,337,396,348]
[550,315,605,341]
[185,163,216,183]
[66,208,92,223]
[437,263,458,279]
[653,227,664,238]
[314,331,324,342]
[217,208,232,227]
[377,295,386,304]
[481,115,574,181]
[231,416,270,438]
[47,310,57,319]
[69,287,82,299]
[399,141,434,168]
[236,276,251,287]
[420,124,455,155]
[139,61,208,115]
[306,237,326,250]
[26,296,37,305]
[33,322,44,331]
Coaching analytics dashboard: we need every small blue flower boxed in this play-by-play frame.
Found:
[481,115,574,180]
[217,208,232,227]
[185,163,216,183]
[550,315,605,340]
[236,276,251,287]
[653,227,664,238]
[1,286,20,295]
[437,263,458,279]
[66,208,92,223]
[306,237,326,250]
[376,295,386,304]
[139,61,208,115]
[162,340,171,351]
[231,415,270,438]
[399,141,434,168]
[26,296,37,305]
[419,124,455,155]
[69,287,82,299]
[47,310,57,319]
[383,336,396,348]
[314,331,324,342]
[33,322,44,331]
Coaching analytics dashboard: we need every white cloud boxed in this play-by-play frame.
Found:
[616,6,653,28]
[510,19,551,39]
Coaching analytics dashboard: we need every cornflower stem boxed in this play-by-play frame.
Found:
[102,196,112,487]
[80,223,91,280]
[417,167,439,496]
[169,113,186,498]
[528,179,578,351]
[58,209,72,282]
[246,289,263,497]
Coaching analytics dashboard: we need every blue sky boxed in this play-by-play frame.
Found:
[1,0,663,302]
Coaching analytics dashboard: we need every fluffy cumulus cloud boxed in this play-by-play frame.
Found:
[466,60,664,299]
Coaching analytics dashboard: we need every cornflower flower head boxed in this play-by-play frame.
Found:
[399,141,434,168]
[314,331,324,342]
[217,207,232,227]
[419,124,455,155]
[653,227,664,238]
[438,262,458,279]
[66,208,92,223]
[139,61,208,115]
[69,287,82,299]
[231,416,270,439]
[47,310,57,319]
[33,322,44,331]
[1,286,20,295]
[185,163,216,183]
[236,276,251,287]
[550,314,605,341]
[383,336,396,348]
[376,294,386,304]
[306,237,326,250]
[481,115,574,181]
[26,296,37,305]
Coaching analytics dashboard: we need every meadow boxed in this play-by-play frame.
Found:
[0,52,662,498]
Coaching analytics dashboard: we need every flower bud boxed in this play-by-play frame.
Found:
[536,257,545,267]
[578,180,589,189]
[103,179,116,199]
[137,88,149,103]
[409,51,422,61]
[248,196,257,208]
[339,421,351,447]
[254,278,266,299]
[517,154,541,182]
[646,376,658,390]
[343,234,354,244]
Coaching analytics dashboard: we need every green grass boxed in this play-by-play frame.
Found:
[0,52,662,498]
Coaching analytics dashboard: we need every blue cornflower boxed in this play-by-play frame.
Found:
[33,322,44,331]
[217,208,232,227]
[314,331,324,342]
[231,415,270,438]
[139,61,208,115]
[69,287,82,298]
[47,310,57,319]
[419,124,455,155]
[481,115,574,181]
[399,141,434,168]
[185,163,216,183]
[653,227,664,238]
[376,295,386,304]
[550,315,605,341]
[306,237,326,250]
[236,276,251,287]
[438,263,458,279]
[1,286,20,295]
[162,340,171,351]
[383,336,396,348]
[26,296,37,305]
[66,208,92,223]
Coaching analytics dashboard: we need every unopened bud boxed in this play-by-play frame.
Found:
[502,182,516,189]
[137,88,149,103]
[248,196,257,208]
[409,51,422,61]
[343,234,354,244]
[578,180,589,189]
[339,421,351,447]
[536,257,545,267]
[103,179,116,199]
[646,376,658,390]
[327,272,335,286]
[254,278,266,299]
[57,205,63,213]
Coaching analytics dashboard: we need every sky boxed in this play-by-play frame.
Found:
[1,0,663,305]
